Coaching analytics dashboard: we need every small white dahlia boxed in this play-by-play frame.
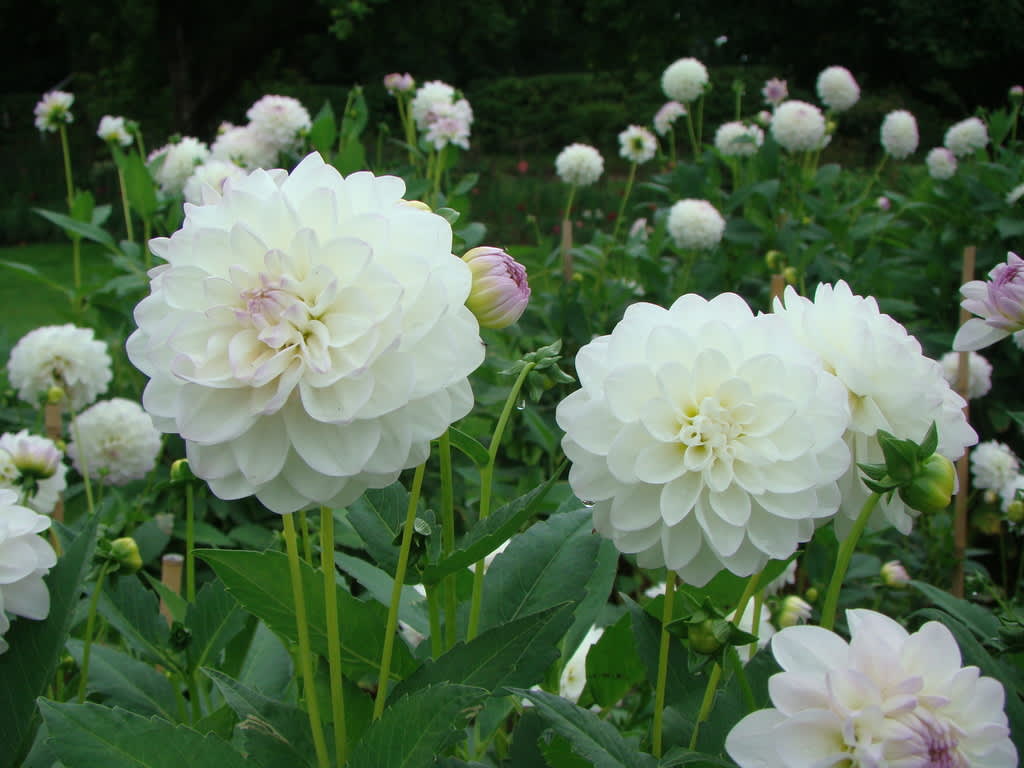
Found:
[816,65,860,112]
[410,80,457,131]
[661,57,709,103]
[555,143,604,187]
[880,109,919,159]
[770,100,827,153]
[761,78,788,107]
[926,147,958,180]
[148,137,211,197]
[383,72,415,95]
[939,350,992,400]
[559,625,604,703]
[944,117,989,157]
[126,153,484,514]
[33,90,74,133]
[183,159,246,205]
[424,112,472,151]
[555,293,852,586]
[7,324,112,411]
[67,398,162,485]
[726,610,1017,768]
[0,431,67,516]
[618,124,658,164]
[246,94,312,153]
[667,199,726,250]
[970,441,1020,492]
[96,115,133,147]
[714,121,764,157]
[0,489,58,654]
[774,282,977,536]
[211,123,277,170]
[653,101,686,136]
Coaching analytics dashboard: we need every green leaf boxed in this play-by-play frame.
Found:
[173,518,234,547]
[0,515,98,767]
[450,173,479,197]
[65,639,178,720]
[234,621,293,700]
[435,207,460,225]
[586,612,646,708]
[141,573,188,624]
[186,579,247,674]
[334,138,367,175]
[98,576,175,668]
[38,700,251,768]
[455,222,486,250]
[347,482,408,576]
[114,147,159,217]
[512,688,657,768]
[659,747,736,767]
[447,426,490,467]
[0,259,75,299]
[339,85,369,139]
[334,552,429,634]
[346,684,487,768]
[308,101,337,154]
[909,580,1001,639]
[562,537,618,664]
[623,595,696,716]
[33,208,119,252]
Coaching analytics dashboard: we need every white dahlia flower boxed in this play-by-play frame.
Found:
[556,293,852,586]
[774,283,977,537]
[410,80,457,131]
[67,398,162,485]
[33,91,74,133]
[0,489,58,654]
[762,559,797,597]
[714,121,764,157]
[0,431,67,516]
[661,57,709,103]
[211,123,277,170]
[770,100,827,153]
[816,65,860,112]
[654,101,686,136]
[926,147,958,180]
[618,125,658,164]
[559,625,604,703]
[880,109,919,159]
[96,115,133,147]
[246,95,312,153]
[555,143,604,187]
[126,152,484,514]
[726,610,1017,768]
[939,350,992,400]
[944,117,989,157]
[8,324,112,411]
[183,159,246,205]
[424,111,472,151]
[1000,475,1024,514]
[970,441,1020,492]
[667,199,726,250]
[149,137,211,197]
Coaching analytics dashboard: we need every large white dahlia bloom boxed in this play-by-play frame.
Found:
[0,489,58,654]
[555,143,604,187]
[774,283,976,536]
[7,324,112,411]
[67,398,162,485]
[556,293,851,586]
[661,58,709,104]
[127,152,484,513]
[727,610,1016,768]
[0,431,67,516]
[770,100,827,153]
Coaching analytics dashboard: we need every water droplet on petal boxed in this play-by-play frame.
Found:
[582,499,595,508]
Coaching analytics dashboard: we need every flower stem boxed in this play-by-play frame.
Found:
[439,430,458,650]
[185,482,196,602]
[116,163,134,242]
[70,411,96,517]
[373,461,427,719]
[612,163,637,243]
[426,583,443,658]
[688,663,722,750]
[685,110,700,159]
[652,570,676,758]
[77,560,111,703]
[727,645,756,712]
[58,125,82,298]
[320,505,348,767]
[299,509,313,563]
[465,362,536,642]
[821,492,882,631]
[282,513,330,768]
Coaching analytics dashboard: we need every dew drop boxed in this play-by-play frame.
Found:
[582,500,595,508]
[515,398,526,411]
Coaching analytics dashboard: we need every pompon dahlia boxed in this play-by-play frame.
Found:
[774,282,977,537]
[654,101,686,136]
[555,293,851,586]
[33,90,74,133]
[148,137,211,197]
[410,80,456,131]
[667,199,725,250]
[939,350,992,400]
[944,116,989,158]
[126,152,485,514]
[714,121,764,157]
[770,100,827,153]
[726,610,1017,768]
[926,147,958,180]
[211,123,277,170]
[816,65,860,112]
[7,324,112,411]
[0,489,58,654]
[183,159,246,206]
[96,115,133,147]
[880,109,919,159]
[661,57,709,103]
[970,441,1020,492]
[67,398,162,485]
[618,124,658,164]
[246,95,312,153]
[555,143,604,187]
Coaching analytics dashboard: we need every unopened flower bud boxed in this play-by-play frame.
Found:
[47,386,65,405]
[881,560,910,588]
[783,266,798,285]
[687,618,724,655]
[898,453,955,514]
[765,250,782,270]
[876,195,891,211]
[1011,85,1024,105]
[755,110,773,127]
[170,458,195,485]
[826,120,838,135]
[383,72,415,95]
[984,489,999,505]
[110,537,142,573]
[778,595,813,627]
[1008,499,1024,523]
[804,587,819,602]
[462,246,531,329]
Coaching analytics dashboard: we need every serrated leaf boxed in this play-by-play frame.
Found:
[98,576,175,668]
[65,639,178,720]
[586,612,646,707]
[335,551,429,633]
[234,621,293,700]
[562,536,618,663]
[909,580,1000,638]
[141,572,187,624]
[623,595,697,716]
[347,483,408,576]
[658,747,736,767]
[114,146,159,217]
[186,580,247,674]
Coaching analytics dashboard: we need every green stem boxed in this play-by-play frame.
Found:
[439,430,458,650]
[185,483,196,602]
[59,125,74,208]
[70,411,96,517]
[685,110,700,159]
[188,669,202,723]
[116,164,134,242]
[77,561,111,703]
[821,492,882,630]
[283,513,330,768]
[695,94,705,149]
[321,506,347,767]
[651,570,676,758]
[465,362,536,641]
[299,509,313,563]
[727,645,756,712]
[612,163,637,243]
[374,462,427,718]
[669,126,678,167]
[430,145,446,209]
[562,184,578,223]
[426,583,443,658]
[688,663,722,750]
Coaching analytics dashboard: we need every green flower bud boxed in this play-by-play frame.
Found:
[1008,500,1024,524]
[170,458,195,485]
[687,618,724,655]
[46,386,65,405]
[804,586,819,602]
[898,453,955,514]
[110,537,143,573]
[782,266,798,285]
[764,250,783,270]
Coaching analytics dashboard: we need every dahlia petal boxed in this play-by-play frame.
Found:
[695,495,744,556]
[604,364,660,423]
[901,620,962,686]
[176,385,258,444]
[774,709,849,767]
[726,709,788,768]
[709,483,751,526]
[556,395,619,455]
[0,538,39,583]
[2,574,50,620]
[229,414,290,486]
[609,483,662,531]
[771,625,849,674]
[769,671,834,716]
[746,508,799,558]
[660,472,702,525]
[635,442,685,484]
[606,422,651,483]
[660,513,702,569]
[953,318,1009,352]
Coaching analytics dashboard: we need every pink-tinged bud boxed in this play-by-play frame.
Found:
[383,72,415,95]
[462,247,531,329]
[881,560,910,588]
[876,195,891,211]
[761,77,788,107]
[954,251,1024,351]
[1011,85,1024,104]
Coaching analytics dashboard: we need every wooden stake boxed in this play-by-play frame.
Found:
[770,274,786,305]
[160,553,184,624]
[952,245,976,598]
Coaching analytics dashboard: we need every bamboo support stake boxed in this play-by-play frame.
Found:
[160,553,184,624]
[952,245,976,598]
[769,274,786,305]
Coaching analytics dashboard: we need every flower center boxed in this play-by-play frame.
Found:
[677,396,743,469]
[897,712,968,768]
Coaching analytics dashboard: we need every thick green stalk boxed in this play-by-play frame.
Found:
[821,492,882,630]
[115,164,134,242]
[77,560,111,703]
[439,430,458,650]
[651,570,676,757]
[185,483,196,602]
[689,664,722,750]
[612,162,638,243]
[685,110,700,159]
[299,509,313,563]
[426,583,443,658]
[373,462,427,719]
[321,506,347,767]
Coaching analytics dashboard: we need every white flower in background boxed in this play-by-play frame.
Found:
[777,595,813,627]
[714,121,764,157]
[880,109,919,159]
[761,78,788,107]
[1000,475,1024,514]
[410,80,456,130]
[211,123,277,170]
[667,199,726,250]
[618,125,658,164]
[559,625,604,702]
[728,601,775,663]
[556,293,851,586]
[944,116,989,157]
[67,398,162,485]
[148,137,211,197]
[774,282,977,537]
[246,95,312,153]
[33,90,74,133]
[383,72,415,95]
[126,153,484,514]
[555,143,604,187]
[0,431,67,516]
[661,57,709,103]
[755,110,773,127]
[770,100,826,152]
[939,350,992,400]
[644,582,667,598]
[816,65,860,112]
[726,610,1017,768]
[881,559,911,587]
[8,324,112,411]
[1007,183,1024,205]
[183,159,247,206]
[0,489,58,654]
[96,115,133,147]
[970,441,1020,492]
[762,560,797,597]
[424,110,472,150]
[926,147,958,180]
[654,101,686,136]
